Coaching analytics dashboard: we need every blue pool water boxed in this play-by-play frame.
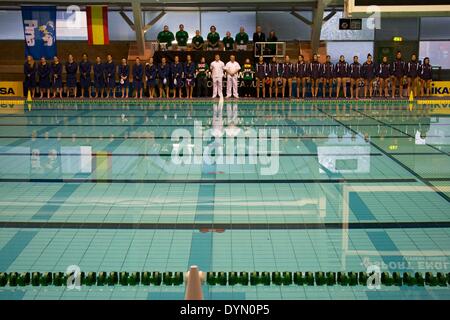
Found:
[0,99,449,300]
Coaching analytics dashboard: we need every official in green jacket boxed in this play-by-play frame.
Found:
[157,25,175,50]
[235,27,249,51]
[207,25,220,51]
[222,31,235,51]
[175,24,189,50]
[191,30,204,51]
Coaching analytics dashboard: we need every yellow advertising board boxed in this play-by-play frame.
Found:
[0,81,23,97]
[431,81,450,97]
[0,102,24,114]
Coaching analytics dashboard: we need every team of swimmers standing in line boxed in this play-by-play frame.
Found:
[23,50,433,100]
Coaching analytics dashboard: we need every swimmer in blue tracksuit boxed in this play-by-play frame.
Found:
[255,55,268,98]
[145,57,158,98]
[158,57,171,98]
[118,58,129,98]
[362,54,377,98]
[390,51,406,98]
[321,55,334,98]
[51,56,63,98]
[79,53,92,98]
[184,54,196,99]
[378,56,391,98]
[406,53,421,97]
[38,57,51,99]
[309,53,322,98]
[104,54,116,98]
[419,57,432,97]
[334,55,350,98]
[170,55,184,98]
[24,55,37,98]
[132,57,144,99]
[93,56,104,98]
[349,55,362,99]
[281,55,294,98]
[65,54,78,98]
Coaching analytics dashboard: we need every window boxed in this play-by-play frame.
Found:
[144,11,200,41]
[326,41,374,64]
[419,41,450,68]
[321,11,375,41]
[200,12,256,39]
[420,17,450,40]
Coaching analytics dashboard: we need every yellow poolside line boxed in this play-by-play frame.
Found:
[417,100,450,104]
[3,98,450,105]
[0,99,25,105]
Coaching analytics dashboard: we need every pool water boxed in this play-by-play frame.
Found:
[0,99,449,300]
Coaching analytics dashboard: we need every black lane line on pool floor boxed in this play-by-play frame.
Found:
[315,107,450,203]
[352,109,450,157]
[1,221,450,230]
[0,135,417,139]
[0,123,446,127]
[0,178,418,184]
[0,152,384,157]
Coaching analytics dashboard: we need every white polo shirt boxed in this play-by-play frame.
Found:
[210,60,225,78]
[225,61,241,77]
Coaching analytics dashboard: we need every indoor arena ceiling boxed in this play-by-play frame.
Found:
[0,0,344,12]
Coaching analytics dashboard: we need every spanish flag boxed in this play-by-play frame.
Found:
[86,5,109,45]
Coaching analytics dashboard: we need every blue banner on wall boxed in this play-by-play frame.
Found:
[21,6,56,59]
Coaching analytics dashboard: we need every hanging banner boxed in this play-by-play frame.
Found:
[86,5,109,45]
[0,81,24,97]
[430,81,450,97]
[21,6,57,60]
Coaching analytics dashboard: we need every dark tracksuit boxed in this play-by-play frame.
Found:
[24,62,37,90]
[104,61,116,93]
[378,62,391,79]
[322,62,334,79]
[93,63,104,89]
[38,63,51,89]
[350,62,362,79]
[390,58,406,78]
[170,62,184,88]
[362,62,377,80]
[145,63,158,88]
[406,61,421,78]
[309,61,322,80]
[158,64,171,87]
[118,64,130,89]
[184,62,196,87]
[79,61,92,90]
[132,63,143,91]
[65,62,78,88]
[334,61,350,78]
[255,63,268,79]
[51,62,62,88]
[281,63,294,79]
[420,64,432,80]
[269,63,280,79]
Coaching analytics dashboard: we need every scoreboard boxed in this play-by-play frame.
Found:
[355,0,450,6]
[348,0,450,15]
[355,0,450,5]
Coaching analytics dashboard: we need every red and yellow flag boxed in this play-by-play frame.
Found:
[86,5,109,45]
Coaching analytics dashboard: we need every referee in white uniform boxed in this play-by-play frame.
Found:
[225,55,241,98]
[210,54,225,98]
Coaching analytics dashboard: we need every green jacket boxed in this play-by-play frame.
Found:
[235,32,249,45]
[157,31,175,46]
[196,63,209,78]
[176,30,189,46]
[242,63,254,81]
[222,36,235,51]
[207,32,220,47]
[192,36,204,49]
